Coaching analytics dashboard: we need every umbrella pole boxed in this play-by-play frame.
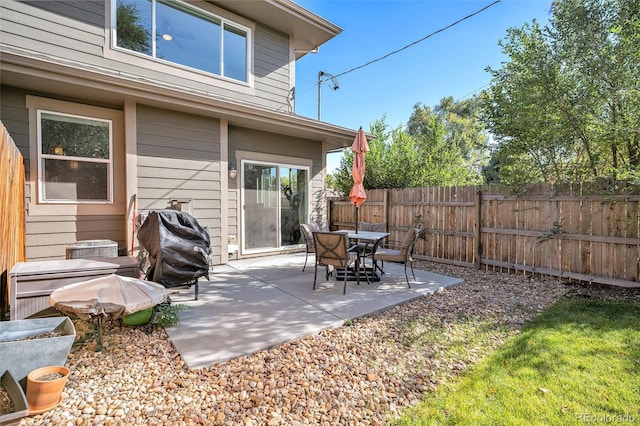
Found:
[355,206,359,232]
[95,316,104,352]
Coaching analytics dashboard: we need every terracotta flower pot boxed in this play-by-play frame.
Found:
[25,366,69,415]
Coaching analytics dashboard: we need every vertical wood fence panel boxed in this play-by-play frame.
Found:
[1,122,26,318]
[625,201,639,280]
[592,200,606,279]
[563,198,578,276]
[328,185,639,287]
[580,199,592,275]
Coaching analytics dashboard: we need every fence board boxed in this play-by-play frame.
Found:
[580,199,592,275]
[1,122,26,318]
[563,198,580,276]
[550,200,562,272]
[611,201,622,278]
[494,196,502,268]
[534,198,543,268]
[624,201,639,281]
[592,200,605,278]
[429,186,437,258]
[521,197,530,269]
[455,187,463,262]
[328,185,639,287]
[501,196,511,268]
[461,187,472,263]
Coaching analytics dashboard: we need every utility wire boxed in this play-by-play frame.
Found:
[330,0,503,80]
[456,82,492,101]
[284,0,503,113]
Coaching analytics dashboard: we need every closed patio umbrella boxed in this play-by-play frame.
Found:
[348,127,369,231]
[50,274,168,350]
[50,274,168,321]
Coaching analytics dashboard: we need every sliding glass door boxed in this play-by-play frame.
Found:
[241,161,309,253]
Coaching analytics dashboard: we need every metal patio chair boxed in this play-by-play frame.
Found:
[312,231,360,295]
[373,227,423,288]
[300,223,319,272]
[355,221,388,278]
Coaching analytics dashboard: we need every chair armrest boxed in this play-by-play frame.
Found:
[347,244,359,252]
[358,237,390,258]
[378,239,403,250]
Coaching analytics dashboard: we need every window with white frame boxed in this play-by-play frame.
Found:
[37,111,113,203]
[114,0,248,82]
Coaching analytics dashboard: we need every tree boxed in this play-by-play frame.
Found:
[408,96,490,178]
[482,0,640,189]
[325,173,336,190]
[330,110,485,196]
[116,1,151,55]
[332,118,389,195]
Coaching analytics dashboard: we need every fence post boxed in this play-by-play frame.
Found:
[383,190,389,231]
[474,186,482,269]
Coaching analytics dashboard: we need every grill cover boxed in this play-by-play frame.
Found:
[137,210,211,288]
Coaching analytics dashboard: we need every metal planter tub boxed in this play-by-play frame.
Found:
[0,370,29,425]
[0,317,75,389]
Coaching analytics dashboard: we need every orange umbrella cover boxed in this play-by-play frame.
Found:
[349,127,369,207]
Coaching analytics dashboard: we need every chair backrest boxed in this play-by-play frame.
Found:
[313,231,351,268]
[300,223,318,250]
[359,221,386,232]
[400,227,423,258]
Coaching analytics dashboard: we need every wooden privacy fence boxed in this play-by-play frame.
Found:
[0,121,26,318]
[329,186,640,287]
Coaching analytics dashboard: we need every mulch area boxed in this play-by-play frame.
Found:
[16,260,640,425]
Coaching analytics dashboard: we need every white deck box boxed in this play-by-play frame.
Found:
[9,257,139,320]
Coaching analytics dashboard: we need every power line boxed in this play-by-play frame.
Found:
[330,0,503,80]
[456,83,492,101]
[287,0,504,114]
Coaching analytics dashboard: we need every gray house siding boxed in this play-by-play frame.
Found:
[253,24,292,111]
[1,1,353,264]
[0,85,126,260]
[26,215,126,260]
[1,2,105,59]
[227,186,239,259]
[0,87,30,176]
[16,0,105,27]
[135,105,223,264]
[0,87,225,262]
[229,128,323,171]
[1,0,292,111]
[228,127,324,253]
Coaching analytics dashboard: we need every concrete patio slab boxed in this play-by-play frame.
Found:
[165,253,463,370]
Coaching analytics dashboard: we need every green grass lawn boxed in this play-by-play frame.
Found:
[396,298,640,426]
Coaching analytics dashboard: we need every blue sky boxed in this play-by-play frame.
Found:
[293,0,552,171]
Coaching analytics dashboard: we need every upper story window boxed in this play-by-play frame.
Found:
[115,0,248,83]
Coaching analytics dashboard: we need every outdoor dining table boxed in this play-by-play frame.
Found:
[336,230,390,282]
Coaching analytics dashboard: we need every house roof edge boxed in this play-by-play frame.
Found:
[1,50,356,150]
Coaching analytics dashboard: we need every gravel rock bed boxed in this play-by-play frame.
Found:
[22,261,639,426]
